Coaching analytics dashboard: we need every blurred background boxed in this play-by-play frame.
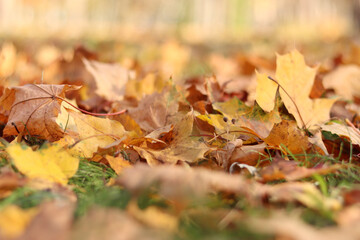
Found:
[0,0,358,43]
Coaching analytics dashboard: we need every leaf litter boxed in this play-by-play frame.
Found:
[1,41,360,239]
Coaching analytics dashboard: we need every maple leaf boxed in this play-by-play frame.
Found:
[264,120,310,154]
[83,58,136,102]
[126,91,179,133]
[0,84,80,141]
[132,112,208,166]
[6,143,79,185]
[67,109,129,158]
[256,50,336,130]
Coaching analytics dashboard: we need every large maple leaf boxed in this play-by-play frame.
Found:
[256,50,336,130]
[0,84,80,141]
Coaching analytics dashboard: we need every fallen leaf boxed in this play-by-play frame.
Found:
[321,122,360,146]
[127,91,179,133]
[127,201,178,232]
[125,73,168,101]
[248,212,360,240]
[68,109,128,158]
[323,65,360,100]
[105,155,132,175]
[132,112,208,165]
[255,71,278,112]
[259,153,341,182]
[199,96,281,139]
[72,207,167,240]
[18,200,74,240]
[0,170,26,198]
[0,205,38,239]
[0,84,80,141]
[256,50,336,130]
[264,120,310,154]
[83,58,136,102]
[6,143,79,185]
[117,164,340,212]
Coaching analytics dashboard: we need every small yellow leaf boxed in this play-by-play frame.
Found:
[0,205,38,239]
[7,143,79,185]
[105,155,131,175]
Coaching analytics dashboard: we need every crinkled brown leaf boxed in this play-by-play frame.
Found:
[127,91,179,133]
[0,84,80,141]
[265,120,311,154]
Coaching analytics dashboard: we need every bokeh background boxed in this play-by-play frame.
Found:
[0,0,358,43]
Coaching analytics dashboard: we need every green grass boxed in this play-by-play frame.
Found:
[68,160,131,217]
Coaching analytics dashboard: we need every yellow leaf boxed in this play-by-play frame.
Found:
[128,201,178,232]
[68,110,128,158]
[256,50,336,130]
[105,155,131,175]
[7,143,79,185]
[255,71,278,112]
[0,205,38,239]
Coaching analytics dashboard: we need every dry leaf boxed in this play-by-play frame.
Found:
[0,84,80,141]
[133,112,208,165]
[83,58,136,102]
[72,207,167,240]
[256,50,336,130]
[127,92,179,133]
[6,143,79,185]
[105,155,132,175]
[0,170,26,199]
[259,153,341,182]
[0,205,38,239]
[18,200,74,240]
[265,120,310,154]
[68,109,128,158]
[248,213,360,240]
[127,201,178,232]
[321,122,360,146]
[323,65,360,100]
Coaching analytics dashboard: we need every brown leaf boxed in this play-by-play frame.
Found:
[248,213,360,240]
[127,92,178,133]
[132,112,208,165]
[72,207,167,240]
[265,120,310,154]
[0,84,80,141]
[83,58,136,102]
[18,200,74,240]
[259,153,341,182]
[0,169,26,199]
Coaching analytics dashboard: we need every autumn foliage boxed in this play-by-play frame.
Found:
[0,41,360,239]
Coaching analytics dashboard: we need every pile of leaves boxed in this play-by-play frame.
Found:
[1,40,360,240]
